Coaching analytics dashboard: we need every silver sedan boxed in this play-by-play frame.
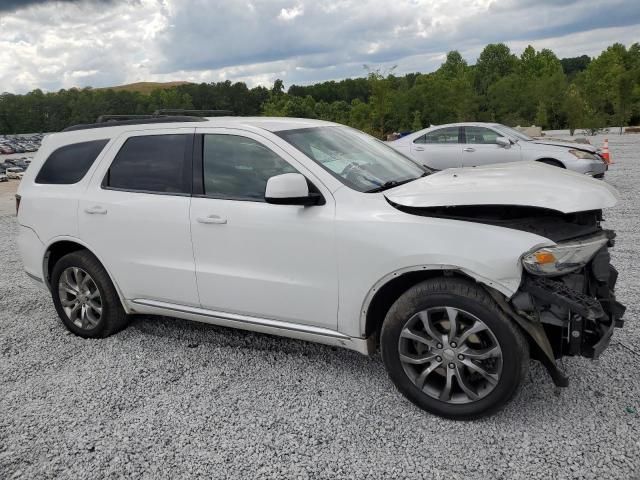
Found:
[387,122,608,178]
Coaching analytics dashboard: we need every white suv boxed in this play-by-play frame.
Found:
[16,116,625,419]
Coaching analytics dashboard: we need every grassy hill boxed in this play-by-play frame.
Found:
[100,81,191,94]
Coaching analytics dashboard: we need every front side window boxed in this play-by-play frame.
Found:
[277,126,426,193]
[203,134,297,201]
[36,139,109,184]
[415,127,460,145]
[464,127,500,145]
[104,134,191,194]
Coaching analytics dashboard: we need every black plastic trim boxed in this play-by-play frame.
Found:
[192,134,204,196]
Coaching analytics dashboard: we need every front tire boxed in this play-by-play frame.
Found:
[380,278,529,420]
[51,250,128,338]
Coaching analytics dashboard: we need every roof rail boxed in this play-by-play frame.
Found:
[62,109,235,132]
[62,116,207,132]
[153,109,234,117]
[96,114,158,123]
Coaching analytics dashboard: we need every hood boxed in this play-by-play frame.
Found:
[531,138,598,153]
[384,162,618,214]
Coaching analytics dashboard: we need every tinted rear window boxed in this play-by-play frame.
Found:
[103,134,191,194]
[35,139,109,184]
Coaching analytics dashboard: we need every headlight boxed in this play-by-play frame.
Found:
[522,233,608,276]
[568,149,597,160]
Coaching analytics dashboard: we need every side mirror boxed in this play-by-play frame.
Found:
[496,136,511,148]
[265,173,323,206]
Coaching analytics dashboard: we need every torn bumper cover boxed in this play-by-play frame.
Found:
[507,239,626,386]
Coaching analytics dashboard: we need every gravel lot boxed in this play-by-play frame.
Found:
[1,135,639,479]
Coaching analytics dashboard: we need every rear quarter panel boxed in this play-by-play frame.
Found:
[17,132,116,244]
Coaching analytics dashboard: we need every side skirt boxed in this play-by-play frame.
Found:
[129,299,375,355]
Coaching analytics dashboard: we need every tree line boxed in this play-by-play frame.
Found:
[1,42,639,137]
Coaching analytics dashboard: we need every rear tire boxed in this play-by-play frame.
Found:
[51,250,128,338]
[380,277,529,420]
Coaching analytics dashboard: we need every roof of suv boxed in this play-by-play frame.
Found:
[200,116,338,132]
[60,116,338,137]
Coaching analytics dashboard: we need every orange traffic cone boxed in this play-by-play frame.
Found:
[601,138,613,164]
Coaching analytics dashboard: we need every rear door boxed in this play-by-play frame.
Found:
[462,126,521,167]
[79,128,199,306]
[410,126,462,170]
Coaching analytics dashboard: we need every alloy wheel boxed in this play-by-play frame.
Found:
[57,267,103,330]
[398,306,503,404]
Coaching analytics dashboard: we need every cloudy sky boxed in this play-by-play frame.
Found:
[0,0,639,94]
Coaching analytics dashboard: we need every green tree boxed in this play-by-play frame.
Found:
[474,43,518,95]
[411,110,422,131]
[563,84,586,135]
[366,67,396,137]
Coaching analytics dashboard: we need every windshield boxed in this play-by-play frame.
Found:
[494,124,534,142]
[276,126,427,192]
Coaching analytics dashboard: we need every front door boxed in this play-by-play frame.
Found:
[190,129,338,329]
[462,126,521,167]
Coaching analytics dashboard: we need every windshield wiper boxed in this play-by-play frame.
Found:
[365,173,427,193]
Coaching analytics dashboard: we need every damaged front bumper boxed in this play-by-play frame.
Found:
[506,233,626,386]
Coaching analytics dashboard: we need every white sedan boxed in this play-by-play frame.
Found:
[387,122,607,178]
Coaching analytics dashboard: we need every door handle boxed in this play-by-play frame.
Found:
[463,147,476,152]
[414,147,425,151]
[197,214,227,225]
[84,206,107,215]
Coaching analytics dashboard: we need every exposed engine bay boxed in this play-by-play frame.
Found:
[388,203,602,242]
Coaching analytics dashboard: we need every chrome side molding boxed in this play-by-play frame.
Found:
[130,298,374,355]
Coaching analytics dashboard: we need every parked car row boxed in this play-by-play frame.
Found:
[388,122,609,178]
[0,157,31,180]
[0,134,43,154]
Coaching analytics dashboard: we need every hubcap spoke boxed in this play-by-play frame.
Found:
[445,307,459,341]
[457,320,488,345]
[462,359,499,386]
[461,345,501,360]
[88,300,102,314]
[60,297,77,308]
[400,327,438,349]
[417,311,442,343]
[439,368,455,401]
[415,362,441,389]
[399,352,438,365]
[454,365,479,401]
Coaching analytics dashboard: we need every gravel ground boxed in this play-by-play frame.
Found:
[1,135,639,479]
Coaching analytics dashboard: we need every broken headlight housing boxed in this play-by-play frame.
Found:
[522,233,609,276]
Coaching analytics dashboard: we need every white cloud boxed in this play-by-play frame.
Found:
[0,0,638,94]
[278,4,304,21]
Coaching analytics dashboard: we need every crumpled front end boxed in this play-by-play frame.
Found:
[508,230,626,384]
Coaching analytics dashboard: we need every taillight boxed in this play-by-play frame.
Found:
[15,194,21,215]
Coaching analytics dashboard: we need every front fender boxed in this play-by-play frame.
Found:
[357,263,523,338]
[333,190,555,338]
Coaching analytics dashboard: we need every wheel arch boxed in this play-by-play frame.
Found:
[535,157,566,168]
[43,237,130,313]
[360,265,517,340]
